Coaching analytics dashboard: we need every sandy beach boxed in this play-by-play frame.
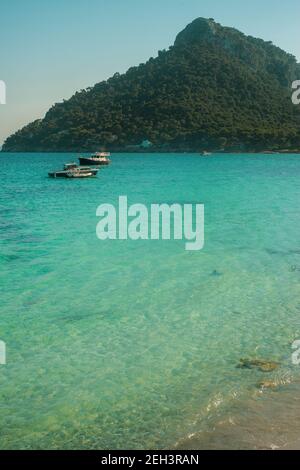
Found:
[175,381,300,450]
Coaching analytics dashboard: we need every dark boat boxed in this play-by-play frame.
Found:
[48,163,99,178]
[79,152,111,166]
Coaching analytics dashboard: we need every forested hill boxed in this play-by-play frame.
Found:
[3,17,300,153]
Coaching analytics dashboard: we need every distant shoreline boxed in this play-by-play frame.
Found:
[1,150,300,155]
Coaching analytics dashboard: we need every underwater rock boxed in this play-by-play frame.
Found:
[257,380,278,389]
[259,362,280,372]
[237,358,280,372]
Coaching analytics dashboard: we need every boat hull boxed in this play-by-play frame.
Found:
[79,157,110,166]
[48,169,98,178]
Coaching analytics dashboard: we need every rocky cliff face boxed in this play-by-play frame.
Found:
[175,18,219,45]
[175,18,300,87]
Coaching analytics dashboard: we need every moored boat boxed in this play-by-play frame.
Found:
[48,163,99,178]
[79,152,111,166]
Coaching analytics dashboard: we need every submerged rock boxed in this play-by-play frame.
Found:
[259,362,280,372]
[257,380,279,389]
[237,358,280,372]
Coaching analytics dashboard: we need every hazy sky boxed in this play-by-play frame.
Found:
[1,0,300,146]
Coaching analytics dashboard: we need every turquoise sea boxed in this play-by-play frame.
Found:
[1,152,300,450]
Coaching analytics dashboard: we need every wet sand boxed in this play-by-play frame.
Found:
[175,382,300,450]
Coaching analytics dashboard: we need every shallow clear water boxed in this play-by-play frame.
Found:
[1,153,300,449]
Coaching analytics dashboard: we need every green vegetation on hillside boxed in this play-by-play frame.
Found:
[3,18,300,152]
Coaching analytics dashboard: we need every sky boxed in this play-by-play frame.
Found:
[0,0,300,146]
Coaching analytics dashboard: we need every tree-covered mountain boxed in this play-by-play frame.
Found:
[3,18,300,152]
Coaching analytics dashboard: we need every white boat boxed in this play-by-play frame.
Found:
[48,163,99,178]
